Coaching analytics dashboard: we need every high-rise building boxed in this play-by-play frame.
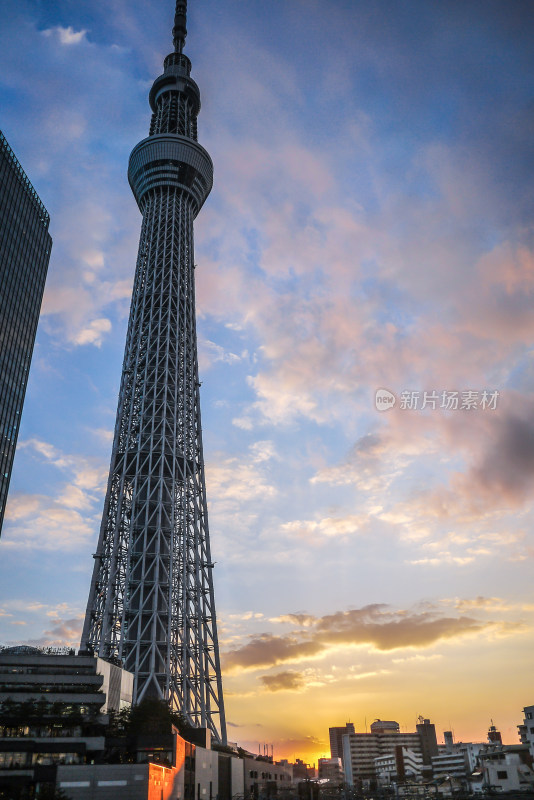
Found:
[0,131,52,537]
[80,1,226,743]
[416,717,438,767]
[343,723,423,787]
[329,722,355,764]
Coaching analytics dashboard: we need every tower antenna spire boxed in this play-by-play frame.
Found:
[173,0,187,53]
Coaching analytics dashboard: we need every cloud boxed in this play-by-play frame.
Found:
[224,633,323,673]
[18,438,107,493]
[30,617,84,649]
[250,441,278,464]
[356,395,534,562]
[2,497,95,551]
[0,8,142,350]
[455,400,534,509]
[260,671,305,692]
[207,453,276,509]
[222,602,519,674]
[2,439,107,549]
[226,612,265,622]
[451,596,534,613]
[0,615,84,650]
[314,606,497,650]
[227,721,263,729]
[4,494,42,522]
[40,616,84,647]
[204,445,279,563]
[90,427,114,444]
[72,317,112,347]
[0,0,532,735]
[42,26,88,46]
[199,339,243,370]
[270,614,316,627]
[281,515,368,541]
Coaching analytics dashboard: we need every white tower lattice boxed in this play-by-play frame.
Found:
[81,0,226,743]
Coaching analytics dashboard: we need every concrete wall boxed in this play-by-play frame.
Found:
[148,762,180,800]
[96,658,133,712]
[231,755,244,797]
[194,747,218,800]
[57,763,150,800]
[523,706,534,759]
[56,732,252,800]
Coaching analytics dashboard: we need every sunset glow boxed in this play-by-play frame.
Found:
[0,0,533,763]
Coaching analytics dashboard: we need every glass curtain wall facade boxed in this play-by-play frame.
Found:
[0,131,52,535]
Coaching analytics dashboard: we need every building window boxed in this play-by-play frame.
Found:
[497,771,508,780]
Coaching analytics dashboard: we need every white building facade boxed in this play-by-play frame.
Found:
[343,730,422,787]
[518,705,534,759]
[375,747,423,785]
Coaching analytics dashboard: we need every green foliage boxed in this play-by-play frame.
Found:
[0,777,72,799]
[37,786,73,800]
[107,698,188,737]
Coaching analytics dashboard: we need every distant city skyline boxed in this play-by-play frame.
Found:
[0,0,533,765]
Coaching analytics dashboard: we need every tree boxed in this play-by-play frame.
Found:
[108,698,188,737]
[36,786,73,799]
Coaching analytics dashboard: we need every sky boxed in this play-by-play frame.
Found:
[0,0,533,766]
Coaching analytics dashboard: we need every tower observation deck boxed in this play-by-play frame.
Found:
[81,1,226,743]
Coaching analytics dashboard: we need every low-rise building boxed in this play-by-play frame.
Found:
[241,753,293,797]
[478,746,534,793]
[318,757,343,782]
[375,746,423,785]
[518,704,534,759]
[431,750,469,780]
[0,646,133,797]
[0,645,132,714]
[291,758,315,781]
[370,720,400,734]
[432,726,502,783]
[55,725,232,800]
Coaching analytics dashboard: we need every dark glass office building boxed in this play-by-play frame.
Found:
[0,131,52,535]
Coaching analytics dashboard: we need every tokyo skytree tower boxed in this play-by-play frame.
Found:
[81,0,226,743]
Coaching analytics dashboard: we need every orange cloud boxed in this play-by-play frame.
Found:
[260,671,305,692]
[222,603,511,674]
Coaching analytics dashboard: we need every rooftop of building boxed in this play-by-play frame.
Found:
[0,131,50,226]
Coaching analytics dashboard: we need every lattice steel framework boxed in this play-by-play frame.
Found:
[81,1,226,743]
